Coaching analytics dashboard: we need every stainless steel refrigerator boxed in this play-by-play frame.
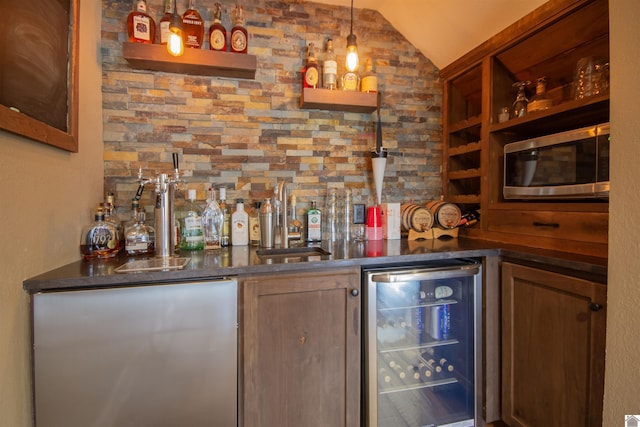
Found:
[364,260,482,427]
[32,279,238,427]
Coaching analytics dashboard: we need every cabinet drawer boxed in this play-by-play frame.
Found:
[486,209,608,244]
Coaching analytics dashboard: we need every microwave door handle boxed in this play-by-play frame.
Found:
[370,264,480,283]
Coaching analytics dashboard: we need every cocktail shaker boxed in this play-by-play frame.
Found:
[259,198,275,248]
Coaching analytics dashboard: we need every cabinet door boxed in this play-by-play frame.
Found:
[242,267,361,427]
[501,262,606,427]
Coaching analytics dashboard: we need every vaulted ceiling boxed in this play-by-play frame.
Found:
[312,0,548,69]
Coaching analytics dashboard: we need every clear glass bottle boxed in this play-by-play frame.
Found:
[182,0,205,49]
[179,189,204,250]
[208,2,227,51]
[511,81,530,119]
[231,198,249,246]
[324,190,338,241]
[125,211,155,256]
[123,197,140,238]
[127,0,156,44]
[303,43,319,89]
[306,201,322,242]
[342,189,353,241]
[202,187,223,250]
[230,4,248,54]
[360,58,378,93]
[159,0,172,44]
[323,39,338,90]
[80,208,121,260]
[527,77,552,113]
[219,187,231,247]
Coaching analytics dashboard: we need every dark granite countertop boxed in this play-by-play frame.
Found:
[23,238,608,293]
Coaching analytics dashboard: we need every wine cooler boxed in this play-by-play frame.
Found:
[363,259,482,427]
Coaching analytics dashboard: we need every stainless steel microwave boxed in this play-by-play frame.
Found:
[503,123,610,200]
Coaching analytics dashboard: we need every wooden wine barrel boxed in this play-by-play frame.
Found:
[400,203,434,232]
[425,200,462,229]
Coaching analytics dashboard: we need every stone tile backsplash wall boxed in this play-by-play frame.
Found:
[102,0,442,213]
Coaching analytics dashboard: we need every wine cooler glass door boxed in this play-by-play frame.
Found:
[364,261,482,427]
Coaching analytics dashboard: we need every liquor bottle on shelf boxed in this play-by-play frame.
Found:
[306,201,322,242]
[360,58,378,93]
[127,0,156,44]
[527,77,553,113]
[303,43,319,89]
[230,4,248,54]
[158,0,172,44]
[231,199,249,246]
[125,211,155,256]
[179,189,205,250]
[182,0,205,49]
[202,187,223,250]
[80,208,121,260]
[208,2,227,51]
[322,39,338,90]
[218,187,231,247]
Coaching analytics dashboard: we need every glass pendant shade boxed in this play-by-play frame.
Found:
[345,33,359,72]
[167,1,184,56]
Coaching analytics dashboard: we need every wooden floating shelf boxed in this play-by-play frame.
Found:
[300,88,379,113]
[122,42,257,79]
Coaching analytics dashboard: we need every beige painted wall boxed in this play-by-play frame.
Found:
[0,2,103,426]
[604,0,640,424]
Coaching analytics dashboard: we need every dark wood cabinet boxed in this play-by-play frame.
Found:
[441,0,609,258]
[501,262,606,427]
[241,267,361,427]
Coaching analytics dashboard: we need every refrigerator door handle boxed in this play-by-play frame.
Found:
[370,263,480,283]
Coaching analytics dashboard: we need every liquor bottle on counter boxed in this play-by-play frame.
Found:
[127,0,156,44]
[249,201,261,245]
[231,199,249,246]
[230,4,248,54]
[306,201,322,242]
[360,58,378,93]
[158,0,172,44]
[202,187,223,250]
[125,211,155,256]
[322,39,338,90]
[182,0,205,49]
[287,194,303,242]
[179,189,204,250]
[219,187,231,247]
[303,43,319,89]
[208,3,227,51]
[123,197,140,238]
[80,208,121,260]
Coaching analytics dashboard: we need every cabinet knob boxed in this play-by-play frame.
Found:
[351,289,359,297]
[589,302,603,312]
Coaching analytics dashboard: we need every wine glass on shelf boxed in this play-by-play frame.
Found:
[511,81,530,119]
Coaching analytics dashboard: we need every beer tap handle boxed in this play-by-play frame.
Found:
[173,153,179,171]
[135,184,145,201]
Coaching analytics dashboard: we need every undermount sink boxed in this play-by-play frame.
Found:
[256,246,331,258]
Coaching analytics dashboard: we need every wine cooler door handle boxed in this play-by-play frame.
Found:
[370,264,480,283]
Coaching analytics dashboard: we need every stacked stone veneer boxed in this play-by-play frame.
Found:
[102,0,442,213]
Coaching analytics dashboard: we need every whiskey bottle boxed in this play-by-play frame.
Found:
[341,69,360,91]
[159,0,172,45]
[209,3,227,51]
[303,43,319,89]
[125,211,155,256]
[179,189,205,250]
[80,208,121,260]
[230,4,248,54]
[306,201,322,242]
[219,187,231,247]
[360,58,378,93]
[127,0,156,44]
[182,0,204,49]
[322,39,338,90]
[249,201,261,245]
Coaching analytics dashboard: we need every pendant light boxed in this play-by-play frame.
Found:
[345,0,359,73]
[167,0,184,57]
